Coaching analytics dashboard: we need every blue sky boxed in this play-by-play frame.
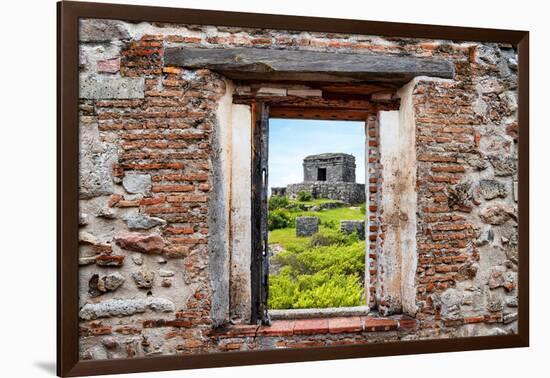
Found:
[269,119,365,189]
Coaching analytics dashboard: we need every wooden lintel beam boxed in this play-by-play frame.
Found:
[233,95,400,112]
[269,106,374,121]
[165,47,454,83]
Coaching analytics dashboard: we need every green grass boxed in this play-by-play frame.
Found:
[306,206,364,223]
[269,225,330,250]
[292,198,338,206]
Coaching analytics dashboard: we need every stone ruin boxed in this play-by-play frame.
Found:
[276,153,366,204]
[340,220,365,240]
[295,216,320,237]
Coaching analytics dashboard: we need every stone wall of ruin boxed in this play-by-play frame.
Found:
[303,154,357,183]
[77,18,518,360]
[286,182,366,204]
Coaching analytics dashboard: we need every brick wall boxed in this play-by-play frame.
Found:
[365,115,381,307]
[78,18,518,359]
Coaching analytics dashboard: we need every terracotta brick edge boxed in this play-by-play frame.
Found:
[213,316,418,337]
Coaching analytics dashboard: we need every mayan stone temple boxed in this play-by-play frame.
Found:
[272,153,366,204]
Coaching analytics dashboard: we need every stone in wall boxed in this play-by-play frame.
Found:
[438,289,463,320]
[478,179,507,200]
[79,120,117,199]
[115,233,165,254]
[296,216,319,237]
[480,204,516,225]
[80,75,145,99]
[79,297,175,320]
[88,273,125,297]
[122,173,152,196]
[503,232,519,264]
[95,254,125,267]
[79,19,130,42]
[488,267,516,292]
[132,270,155,289]
[123,214,167,230]
[488,155,517,177]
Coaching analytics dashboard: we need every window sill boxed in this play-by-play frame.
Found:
[269,305,370,320]
[213,316,417,338]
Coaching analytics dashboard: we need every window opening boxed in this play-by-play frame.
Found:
[267,118,367,311]
[317,168,327,181]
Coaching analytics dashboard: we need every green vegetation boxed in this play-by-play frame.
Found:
[267,195,366,309]
[269,235,365,309]
[296,190,313,202]
[268,209,296,231]
[268,195,290,211]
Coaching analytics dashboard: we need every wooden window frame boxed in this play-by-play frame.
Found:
[251,105,373,323]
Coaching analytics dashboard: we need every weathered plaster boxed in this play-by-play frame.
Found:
[377,110,403,314]
[229,104,253,322]
[397,80,418,316]
[376,100,417,316]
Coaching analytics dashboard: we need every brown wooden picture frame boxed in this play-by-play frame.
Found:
[57,1,529,376]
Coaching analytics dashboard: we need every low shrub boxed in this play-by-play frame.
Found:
[321,219,338,229]
[308,229,358,248]
[268,195,290,211]
[269,272,364,309]
[360,202,366,214]
[269,240,366,309]
[296,190,313,202]
[268,209,295,231]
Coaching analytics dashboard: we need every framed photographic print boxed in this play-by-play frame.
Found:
[57,1,529,376]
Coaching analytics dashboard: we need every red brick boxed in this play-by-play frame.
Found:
[162,66,183,74]
[464,316,485,324]
[220,342,243,351]
[95,254,125,266]
[397,319,418,329]
[431,166,466,173]
[423,206,450,213]
[118,162,185,170]
[328,317,363,334]
[431,232,468,241]
[165,227,194,235]
[257,320,295,336]
[418,154,457,162]
[293,319,329,335]
[165,36,202,43]
[114,326,141,335]
[167,195,208,203]
[152,185,194,193]
[432,223,470,231]
[362,317,398,332]
[251,38,272,45]
[139,196,166,205]
[108,194,122,207]
[198,183,210,191]
[168,237,207,245]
